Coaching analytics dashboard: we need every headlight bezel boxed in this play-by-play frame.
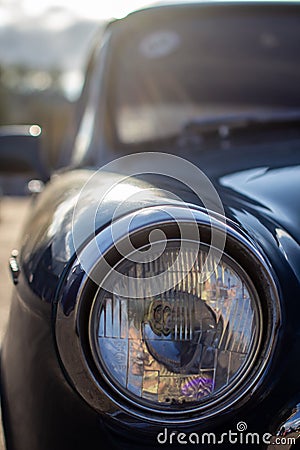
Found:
[55,206,281,425]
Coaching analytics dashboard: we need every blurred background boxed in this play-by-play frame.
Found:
[0,0,151,182]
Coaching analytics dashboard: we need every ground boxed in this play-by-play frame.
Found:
[0,197,30,450]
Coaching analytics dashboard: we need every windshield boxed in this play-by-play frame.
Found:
[108,7,300,146]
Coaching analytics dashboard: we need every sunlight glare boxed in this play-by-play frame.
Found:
[21,0,151,19]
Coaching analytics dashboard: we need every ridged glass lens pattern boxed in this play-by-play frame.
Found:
[91,245,260,409]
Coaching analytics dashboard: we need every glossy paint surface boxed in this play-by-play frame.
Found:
[14,143,300,305]
[2,144,299,449]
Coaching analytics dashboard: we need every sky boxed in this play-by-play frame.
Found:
[0,0,152,20]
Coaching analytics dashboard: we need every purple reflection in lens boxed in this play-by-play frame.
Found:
[181,376,214,400]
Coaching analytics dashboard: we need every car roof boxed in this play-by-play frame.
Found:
[122,0,300,19]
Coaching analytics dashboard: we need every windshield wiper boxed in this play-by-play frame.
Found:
[181,110,300,139]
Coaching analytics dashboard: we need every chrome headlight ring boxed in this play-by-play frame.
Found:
[55,205,281,425]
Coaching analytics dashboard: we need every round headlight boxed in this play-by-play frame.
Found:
[89,241,262,413]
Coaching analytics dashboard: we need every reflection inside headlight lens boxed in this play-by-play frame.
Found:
[90,243,260,409]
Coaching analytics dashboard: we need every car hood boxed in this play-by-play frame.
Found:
[218,164,300,243]
[19,155,300,303]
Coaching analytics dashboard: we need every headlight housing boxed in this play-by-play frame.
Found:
[56,206,280,425]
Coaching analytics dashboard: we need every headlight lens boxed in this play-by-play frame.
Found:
[90,242,261,412]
